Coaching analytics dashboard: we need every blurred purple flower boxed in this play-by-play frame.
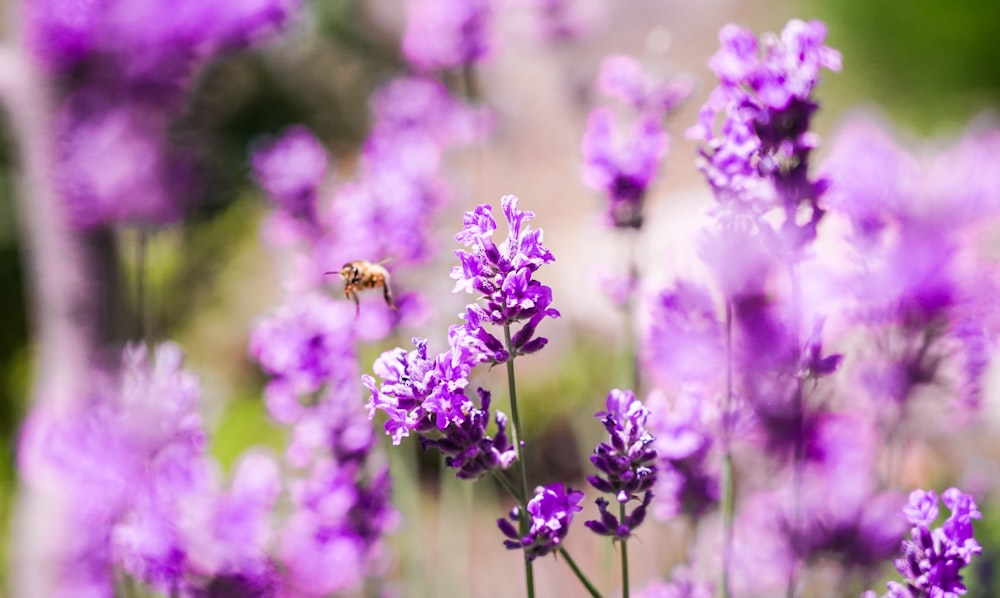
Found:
[251,125,329,230]
[690,19,839,252]
[27,0,297,80]
[643,282,725,390]
[526,0,607,42]
[56,98,185,228]
[498,483,584,561]
[402,0,495,70]
[582,55,690,228]
[822,116,1000,412]
[322,77,491,270]
[597,55,693,115]
[644,390,719,520]
[280,459,396,595]
[180,453,281,586]
[33,0,299,229]
[634,566,713,598]
[18,343,218,596]
[249,294,358,426]
[784,415,907,567]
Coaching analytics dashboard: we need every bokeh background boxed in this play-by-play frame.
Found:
[2,0,1000,595]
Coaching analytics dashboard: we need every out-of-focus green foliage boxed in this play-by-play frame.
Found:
[811,0,1000,133]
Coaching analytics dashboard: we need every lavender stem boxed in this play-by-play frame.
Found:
[721,301,734,598]
[504,323,535,598]
[619,502,630,598]
[558,547,604,598]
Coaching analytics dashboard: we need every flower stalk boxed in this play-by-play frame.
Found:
[504,323,535,598]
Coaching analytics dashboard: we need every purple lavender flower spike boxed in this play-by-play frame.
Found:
[251,125,329,227]
[583,55,691,229]
[364,337,474,444]
[249,294,358,426]
[402,0,495,70]
[451,195,560,353]
[498,483,584,561]
[869,487,982,597]
[644,390,719,520]
[585,389,657,538]
[420,388,517,479]
[691,19,840,254]
[32,0,299,229]
[280,458,397,595]
[581,109,668,228]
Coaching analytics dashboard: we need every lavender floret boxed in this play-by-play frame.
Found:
[498,483,584,561]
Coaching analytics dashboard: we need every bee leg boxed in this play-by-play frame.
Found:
[347,289,360,317]
[382,282,395,310]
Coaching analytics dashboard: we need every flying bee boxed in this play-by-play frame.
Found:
[328,260,395,317]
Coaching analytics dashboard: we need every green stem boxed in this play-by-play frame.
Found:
[619,503,630,598]
[503,323,535,598]
[623,229,641,392]
[492,470,523,504]
[721,302,734,598]
[558,548,604,598]
[135,226,147,341]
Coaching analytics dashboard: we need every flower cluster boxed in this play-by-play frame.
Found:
[250,293,358,429]
[584,389,657,539]
[498,483,584,562]
[821,115,1000,413]
[645,389,720,520]
[30,0,297,228]
[689,19,840,251]
[19,344,279,596]
[450,194,560,354]
[251,126,329,234]
[402,0,496,70]
[365,196,558,480]
[280,453,397,595]
[865,488,982,598]
[582,55,691,228]
[363,336,480,446]
[419,388,518,479]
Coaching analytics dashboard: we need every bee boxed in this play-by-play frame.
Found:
[329,260,395,316]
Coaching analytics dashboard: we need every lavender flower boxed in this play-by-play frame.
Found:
[249,294,358,426]
[18,343,216,596]
[690,20,840,251]
[582,55,691,228]
[27,0,296,81]
[498,483,584,561]
[251,125,329,229]
[402,0,495,70]
[363,337,476,445]
[419,388,518,479]
[867,488,982,597]
[450,195,560,357]
[645,389,719,520]
[324,77,491,269]
[643,282,726,391]
[33,0,298,229]
[634,566,713,598]
[583,389,656,539]
[821,116,1000,412]
[179,453,281,587]
[280,458,396,595]
[364,336,518,480]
